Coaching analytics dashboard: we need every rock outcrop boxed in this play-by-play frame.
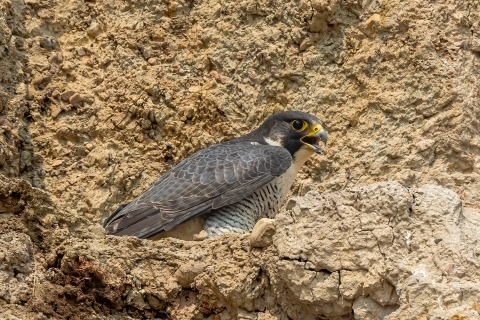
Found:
[1,181,479,319]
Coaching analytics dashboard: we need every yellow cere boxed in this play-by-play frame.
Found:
[308,124,323,135]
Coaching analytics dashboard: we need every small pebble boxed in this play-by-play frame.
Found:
[45,253,58,267]
[49,52,63,64]
[61,90,75,101]
[165,92,172,103]
[50,105,62,118]
[140,119,152,130]
[31,75,44,86]
[39,37,52,50]
[271,30,281,41]
[61,61,75,73]
[77,47,86,56]
[86,21,102,38]
[51,39,60,50]
[185,107,195,119]
[147,57,157,65]
[25,85,35,100]
[299,38,313,51]
[69,93,83,104]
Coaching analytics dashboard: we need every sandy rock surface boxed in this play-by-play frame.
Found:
[1,0,480,318]
[1,180,479,319]
[275,182,480,319]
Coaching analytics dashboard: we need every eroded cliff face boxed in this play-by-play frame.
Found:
[0,0,479,318]
[1,181,479,320]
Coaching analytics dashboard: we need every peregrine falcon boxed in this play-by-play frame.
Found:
[103,111,327,239]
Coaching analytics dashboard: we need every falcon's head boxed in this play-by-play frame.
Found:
[248,111,328,161]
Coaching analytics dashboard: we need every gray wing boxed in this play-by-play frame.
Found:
[103,142,292,238]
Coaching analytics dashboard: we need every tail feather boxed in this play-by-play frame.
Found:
[102,203,130,228]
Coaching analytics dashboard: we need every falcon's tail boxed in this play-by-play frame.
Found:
[102,203,130,228]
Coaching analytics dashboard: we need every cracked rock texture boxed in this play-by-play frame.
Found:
[1,0,480,318]
[276,182,480,319]
[2,180,480,319]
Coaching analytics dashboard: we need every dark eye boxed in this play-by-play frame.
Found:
[290,120,307,131]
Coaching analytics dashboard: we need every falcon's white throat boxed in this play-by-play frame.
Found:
[274,146,315,207]
[263,136,316,168]
[292,147,316,169]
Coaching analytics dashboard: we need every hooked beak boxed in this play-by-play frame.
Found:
[300,124,328,154]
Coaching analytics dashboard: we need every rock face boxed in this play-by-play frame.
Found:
[1,180,479,319]
[275,182,480,319]
[1,0,480,318]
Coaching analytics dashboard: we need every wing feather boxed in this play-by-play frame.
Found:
[103,142,292,238]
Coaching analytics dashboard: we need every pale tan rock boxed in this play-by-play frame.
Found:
[299,38,313,51]
[275,182,480,319]
[362,13,382,38]
[49,52,63,64]
[352,296,398,320]
[193,230,208,241]
[174,261,205,289]
[250,218,276,248]
[309,0,337,33]
[60,61,75,73]
[471,36,480,52]
[60,90,75,101]
[50,104,62,118]
[31,74,43,86]
[86,21,102,38]
[363,272,398,306]
[339,270,367,300]
[69,93,82,104]
[45,252,58,267]
[25,85,35,100]
[84,143,94,151]
[0,232,34,305]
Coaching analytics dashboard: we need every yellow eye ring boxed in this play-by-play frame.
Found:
[290,120,308,131]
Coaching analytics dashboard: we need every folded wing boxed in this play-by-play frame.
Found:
[102,142,292,238]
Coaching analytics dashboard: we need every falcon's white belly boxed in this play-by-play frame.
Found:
[204,148,314,237]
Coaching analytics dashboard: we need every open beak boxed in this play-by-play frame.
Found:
[300,124,328,154]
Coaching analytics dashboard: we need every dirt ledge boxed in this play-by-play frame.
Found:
[1,180,479,320]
